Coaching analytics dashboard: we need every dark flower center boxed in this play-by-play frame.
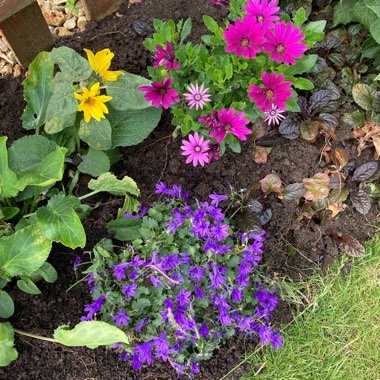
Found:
[276,44,285,53]
[194,94,202,101]
[265,90,274,99]
[195,145,201,152]
[84,97,95,106]
[257,15,264,22]
[160,88,167,95]
[240,38,250,47]
[225,123,232,131]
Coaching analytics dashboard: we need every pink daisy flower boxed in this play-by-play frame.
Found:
[223,16,266,59]
[183,83,212,110]
[244,0,280,29]
[248,71,292,112]
[210,108,251,143]
[180,132,210,167]
[152,41,180,72]
[264,105,286,125]
[263,21,307,65]
[139,77,180,109]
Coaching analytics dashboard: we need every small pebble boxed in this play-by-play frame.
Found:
[63,18,77,30]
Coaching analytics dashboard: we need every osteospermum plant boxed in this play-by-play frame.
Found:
[80,183,282,376]
[22,46,162,177]
[143,1,326,166]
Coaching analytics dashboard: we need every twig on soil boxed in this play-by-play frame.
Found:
[89,31,127,41]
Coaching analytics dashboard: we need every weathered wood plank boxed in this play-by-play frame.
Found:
[0,0,35,23]
[0,1,54,67]
[80,0,123,21]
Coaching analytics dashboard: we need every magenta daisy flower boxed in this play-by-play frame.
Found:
[264,105,286,125]
[181,132,210,167]
[248,71,292,112]
[263,21,307,65]
[139,77,180,109]
[210,108,251,143]
[153,41,180,71]
[223,16,266,59]
[183,83,212,110]
[244,0,280,29]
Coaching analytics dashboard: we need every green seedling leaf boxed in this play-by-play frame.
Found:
[22,51,54,130]
[88,172,140,197]
[203,15,219,33]
[293,7,307,27]
[45,82,78,134]
[0,322,18,366]
[107,218,143,241]
[291,77,314,90]
[180,18,192,44]
[351,162,378,182]
[36,193,86,249]
[54,321,129,349]
[0,137,18,198]
[107,73,152,111]
[303,173,330,201]
[259,174,283,195]
[109,106,162,147]
[78,148,110,177]
[36,262,58,283]
[51,47,92,82]
[0,225,52,277]
[0,291,14,318]
[17,278,41,295]
[79,118,112,150]
[352,83,376,111]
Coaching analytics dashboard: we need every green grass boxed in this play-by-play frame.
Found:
[236,235,380,380]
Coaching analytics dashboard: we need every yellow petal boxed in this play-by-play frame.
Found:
[102,70,124,82]
[84,109,91,123]
[96,100,109,114]
[95,94,113,103]
[93,49,113,74]
[84,48,96,70]
[74,92,84,101]
[89,82,101,96]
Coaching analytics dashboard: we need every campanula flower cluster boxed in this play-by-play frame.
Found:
[141,0,310,167]
[81,183,283,376]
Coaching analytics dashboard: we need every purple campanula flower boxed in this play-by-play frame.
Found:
[206,206,225,221]
[153,332,170,361]
[124,204,148,219]
[188,266,206,282]
[127,255,144,270]
[244,251,262,266]
[169,184,182,198]
[209,192,228,207]
[164,298,174,309]
[219,308,232,326]
[132,353,141,370]
[270,329,284,350]
[171,272,184,284]
[174,330,188,340]
[231,287,244,302]
[122,282,138,298]
[239,259,253,277]
[192,207,207,222]
[112,308,131,327]
[209,266,226,289]
[113,263,128,282]
[174,305,187,326]
[155,181,170,195]
[136,317,150,332]
[169,359,185,377]
[195,285,204,299]
[119,351,130,361]
[255,290,278,312]
[166,220,178,233]
[211,294,231,310]
[83,295,105,320]
[177,289,191,306]
[134,341,153,366]
[150,275,162,287]
[236,273,250,287]
[161,254,180,271]
[192,219,211,239]
[179,252,192,265]
[210,223,229,241]
[199,322,209,338]
[71,255,82,270]
[190,362,200,374]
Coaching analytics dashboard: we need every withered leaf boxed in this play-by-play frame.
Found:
[259,173,283,195]
[303,173,331,201]
[253,146,269,164]
[334,148,349,169]
[352,120,380,157]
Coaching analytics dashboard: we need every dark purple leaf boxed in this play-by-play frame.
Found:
[351,162,378,182]
[336,232,366,257]
[319,113,339,128]
[279,116,300,140]
[134,20,153,36]
[282,183,306,201]
[297,96,309,117]
[350,190,372,215]
[343,160,356,177]
[258,209,272,225]
[314,57,328,73]
[248,200,263,213]
[308,90,333,114]
[319,80,341,100]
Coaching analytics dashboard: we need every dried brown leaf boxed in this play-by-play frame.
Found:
[352,120,380,158]
[303,173,331,201]
[259,173,283,195]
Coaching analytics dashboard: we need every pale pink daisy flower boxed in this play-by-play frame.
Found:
[244,0,280,29]
[264,105,285,125]
[180,132,210,167]
[263,21,307,65]
[223,16,266,59]
[183,83,212,110]
[248,71,292,112]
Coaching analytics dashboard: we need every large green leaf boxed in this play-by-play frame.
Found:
[22,51,54,130]
[0,137,18,199]
[0,225,52,277]
[0,291,14,318]
[107,217,143,241]
[54,321,129,349]
[78,148,110,177]
[36,193,86,249]
[0,323,18,367]
[88,172,140,196]
[79,118,112,150]
[352,83,375,111]
[107,73,152,110]
[45,82,78,134]
[51,47,92,82]
[109,106,162,147]
[283,54,318,76]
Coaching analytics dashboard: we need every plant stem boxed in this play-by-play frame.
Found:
[78,190,99,201]
[14,329,57,343]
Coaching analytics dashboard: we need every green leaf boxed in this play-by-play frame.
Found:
[54,321,129,349]
[119,194,140,215]
[352,83,375,110]
[0,137,18,199]
[0,322,18,367]
[78,148,110,177]
[0,207,19,221]
[107,217,143,241]
[107,73,152,111]
[0,291,14,318]
[304,20,327,33]
[333,0,356,26]
[45,82,78,134]
[88,172,140,196]
[290,77,314,90]
[293,7,307,27]
[35,262,58,283]
[51,47,92,82]
[109,106,162,147]
[283,54,318,76]
[0,225,52,277]
[341,110,365,128]
[203,15,219,33]
[22,51,54,130]
[369,18,380,44]
[79,118,112,150]
[180,18,192,44]
[36,193,86,249]
[285,91,301,112]
[17,278,41,295]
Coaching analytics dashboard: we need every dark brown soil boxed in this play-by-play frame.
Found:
[0,1,378,379]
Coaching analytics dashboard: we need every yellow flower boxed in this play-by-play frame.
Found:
[74,82,112,123]
[84,48,124,82]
